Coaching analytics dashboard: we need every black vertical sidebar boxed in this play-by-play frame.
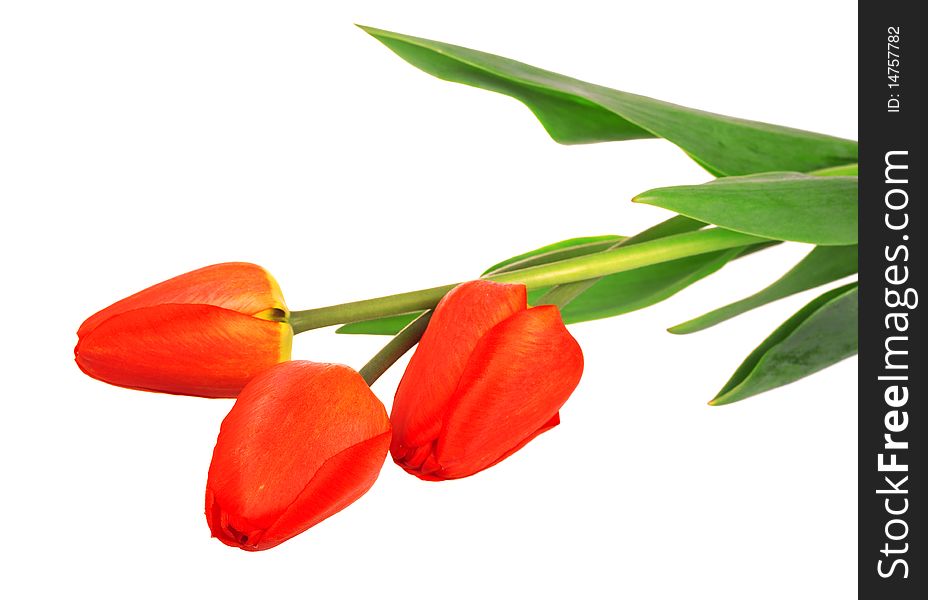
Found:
[859,2,923,597]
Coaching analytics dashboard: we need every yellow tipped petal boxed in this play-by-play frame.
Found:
[278,323,294,363]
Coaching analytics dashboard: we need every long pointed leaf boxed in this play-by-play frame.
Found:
[483,235,625,276]
[336,312,425,335]
[537,215,707,307]
[710,282,858,406]
[811,163,858,176]
[670,245,858,334]
[634,172,858,245]
[553,249,742,323]
[361,26,858,176]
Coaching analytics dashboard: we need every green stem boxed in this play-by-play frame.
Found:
[288,228,766,334]
[483,237,625,276]
[488,228,764,287]
[289,284,455,334]
[359,310,432,385]
[537,215,705,308]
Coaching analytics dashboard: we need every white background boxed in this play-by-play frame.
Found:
[1,2,857,598]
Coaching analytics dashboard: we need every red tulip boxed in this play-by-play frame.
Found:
[391,280,583,481]
[206,361,391,551]
[75,262,292,398]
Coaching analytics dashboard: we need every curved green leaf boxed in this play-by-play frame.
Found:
[552,249,742,324]
[811,163,858,177]
[670,245,858,334]
[537,215,707,307]
[336,312,425,335]
[483,235,625,275]
[610,215,706,245]
[710,282,858,406]
[509,219,756,323]
[634,173,858,245]
[360,26,858,176]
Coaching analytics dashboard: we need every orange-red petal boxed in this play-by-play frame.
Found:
[74,304,292,398]
[391,280,525,459]
[77,262,287,339]
[435,305,581,478]
[206,361,391,550]
[256,431,392,550]
[483,411,561,473]
[400,305,583,480]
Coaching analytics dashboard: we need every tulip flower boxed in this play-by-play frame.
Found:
[206,360,392,551]
[390,280,583,481]
[75,262,292,398]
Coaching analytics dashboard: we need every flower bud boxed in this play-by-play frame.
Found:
[206,361,391,551]
[391,280,583,480]
[75,262,291,398]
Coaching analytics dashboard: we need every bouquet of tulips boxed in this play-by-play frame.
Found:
[74,27,858,551]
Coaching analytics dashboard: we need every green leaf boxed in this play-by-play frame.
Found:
[610,215,706,245]
[360,26,858,176]
[811,163,858,177]
[670,245,858,334]
[710,282,858,406]
[536,215,707,307]
[336,312,424,335]
[551,249,744,324]
[634,172,858,245]
[483,235,625,275]
[507,218,753,323]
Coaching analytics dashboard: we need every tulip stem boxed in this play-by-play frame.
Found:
[489,226,759,287]
[536,215,706,308]
[289,285,455,334]
[288,228,767,333]
[359,311,433,385]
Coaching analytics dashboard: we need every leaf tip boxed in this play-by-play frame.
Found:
[631,193,660,207]
[355,24,391,39]
[709,391,740,406]
[667,320,704,335]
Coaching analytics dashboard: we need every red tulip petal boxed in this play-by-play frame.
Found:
[78,262,287,339]
[206,362,391,550]
[391,280,525,457]
[256,430,391,550]
[409,414,562,482]
[433,305,583,479]
[74,304,292,398]
[484,412,561,472]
